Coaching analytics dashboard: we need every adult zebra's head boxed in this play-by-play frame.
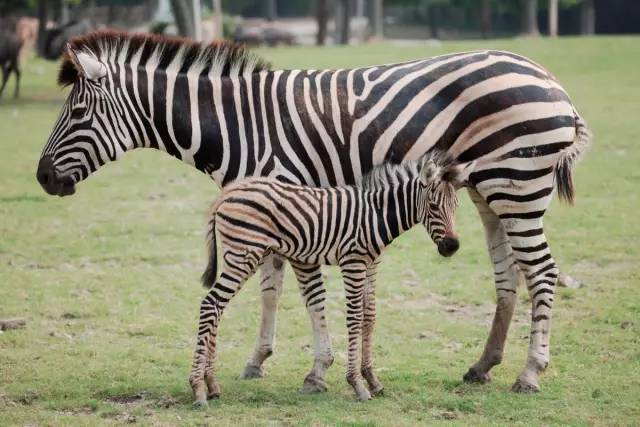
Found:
[418,154,471,257]
[37,44,134,196]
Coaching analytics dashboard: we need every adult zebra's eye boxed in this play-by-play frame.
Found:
[71,107,87,119]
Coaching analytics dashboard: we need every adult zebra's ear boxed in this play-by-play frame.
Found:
[442,161,476,189]
[67,45,107,81]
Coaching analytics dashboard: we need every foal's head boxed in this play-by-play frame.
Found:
[417,153,470,257]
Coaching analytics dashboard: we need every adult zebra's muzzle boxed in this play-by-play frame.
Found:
[36,155,76,197]
[437,236,459,257]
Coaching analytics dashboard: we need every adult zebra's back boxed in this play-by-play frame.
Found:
[36,31,590,394]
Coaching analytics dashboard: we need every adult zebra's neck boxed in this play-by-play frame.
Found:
[127,64,256,186]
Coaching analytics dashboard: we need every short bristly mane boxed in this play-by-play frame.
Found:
[58,30,271,87]
[358,151,454,191]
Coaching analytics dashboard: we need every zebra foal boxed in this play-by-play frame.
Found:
[189,152,467,405]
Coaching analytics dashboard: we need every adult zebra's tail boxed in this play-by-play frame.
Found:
[201,214,218,289]
[555,111,592,204]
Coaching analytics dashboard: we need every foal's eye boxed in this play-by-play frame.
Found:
[429,202,439,210]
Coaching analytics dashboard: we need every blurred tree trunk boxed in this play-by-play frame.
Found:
[265,0,277,22]
[580,0,595,35]
[316,0,328,45]
[520,0,540,36]
[481,0,492,39]
[170,0,195,38]
[428,4,440,39]
[371,0,383,39]
[338,0,352,45]
[37,0,49,56]
[211,0,223,39]
[548,0,558,37]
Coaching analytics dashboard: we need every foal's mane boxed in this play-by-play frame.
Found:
[358,151,454,191]
[58,30,270,87]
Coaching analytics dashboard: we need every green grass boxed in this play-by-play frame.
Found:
[1,37,639,426]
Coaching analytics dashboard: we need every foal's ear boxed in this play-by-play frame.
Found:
[420,159,439,181]
[442,161,476,189]
[66,45,107,81]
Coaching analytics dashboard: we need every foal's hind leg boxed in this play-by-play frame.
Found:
[240,253,285,379]
[463,189,520,383]
[190,249,261,407]
[290,262,334,394]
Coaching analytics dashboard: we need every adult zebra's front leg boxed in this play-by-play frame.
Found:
[463,189,520,383]
[241,253,286,379]
[290,262,334,394]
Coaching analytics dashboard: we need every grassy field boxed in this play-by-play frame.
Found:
[1,37,639,426]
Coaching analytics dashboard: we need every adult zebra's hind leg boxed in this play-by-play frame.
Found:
[463,189,519,383]
[290,262,334,394]
[361,260,384,395]
[503,216,558,393]
[240,253,285,379]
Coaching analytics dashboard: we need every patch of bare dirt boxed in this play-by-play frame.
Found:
[396,292,530,326]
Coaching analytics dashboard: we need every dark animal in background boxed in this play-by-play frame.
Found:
[42,20,93,60]
[0,30,21,99]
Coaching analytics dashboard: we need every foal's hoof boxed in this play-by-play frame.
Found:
[369,383,384,396]
[193,399,208,410]
[240,364,264,380]
[463,367,491,384]
[511,378,540,393]
[355,388,372,401]
[300,375,328,394]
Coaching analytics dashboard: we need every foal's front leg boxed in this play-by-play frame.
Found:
[290,262,334,393]
[361,259,384,395]
[340,258,371,401]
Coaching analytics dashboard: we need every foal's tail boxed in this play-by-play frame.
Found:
[555,110,592,204]
[201,214,218,289]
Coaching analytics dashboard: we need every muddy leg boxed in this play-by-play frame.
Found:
[240,253,285,379]
[190,252,259,407]
[361,260,384,396]
[290,262,334,394]
[463,189,519,384]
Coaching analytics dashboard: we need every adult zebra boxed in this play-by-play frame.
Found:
[36,31,589,394]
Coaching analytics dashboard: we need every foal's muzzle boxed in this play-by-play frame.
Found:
[36,155,76,197]
[437,236,459,257]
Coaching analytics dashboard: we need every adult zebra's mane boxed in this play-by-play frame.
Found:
[58,30,271,87]
[358,151,454,191]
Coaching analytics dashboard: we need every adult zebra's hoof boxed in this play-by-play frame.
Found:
[193,399,208,410]
[299,374,327,394]
[240,364,264,379]
[463,367,491,384]
[511,378,540,393]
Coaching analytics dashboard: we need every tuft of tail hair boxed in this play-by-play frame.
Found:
[201,214,218,289]
[555,111,591,204]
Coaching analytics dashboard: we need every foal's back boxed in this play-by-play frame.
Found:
[214,177,362,266]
